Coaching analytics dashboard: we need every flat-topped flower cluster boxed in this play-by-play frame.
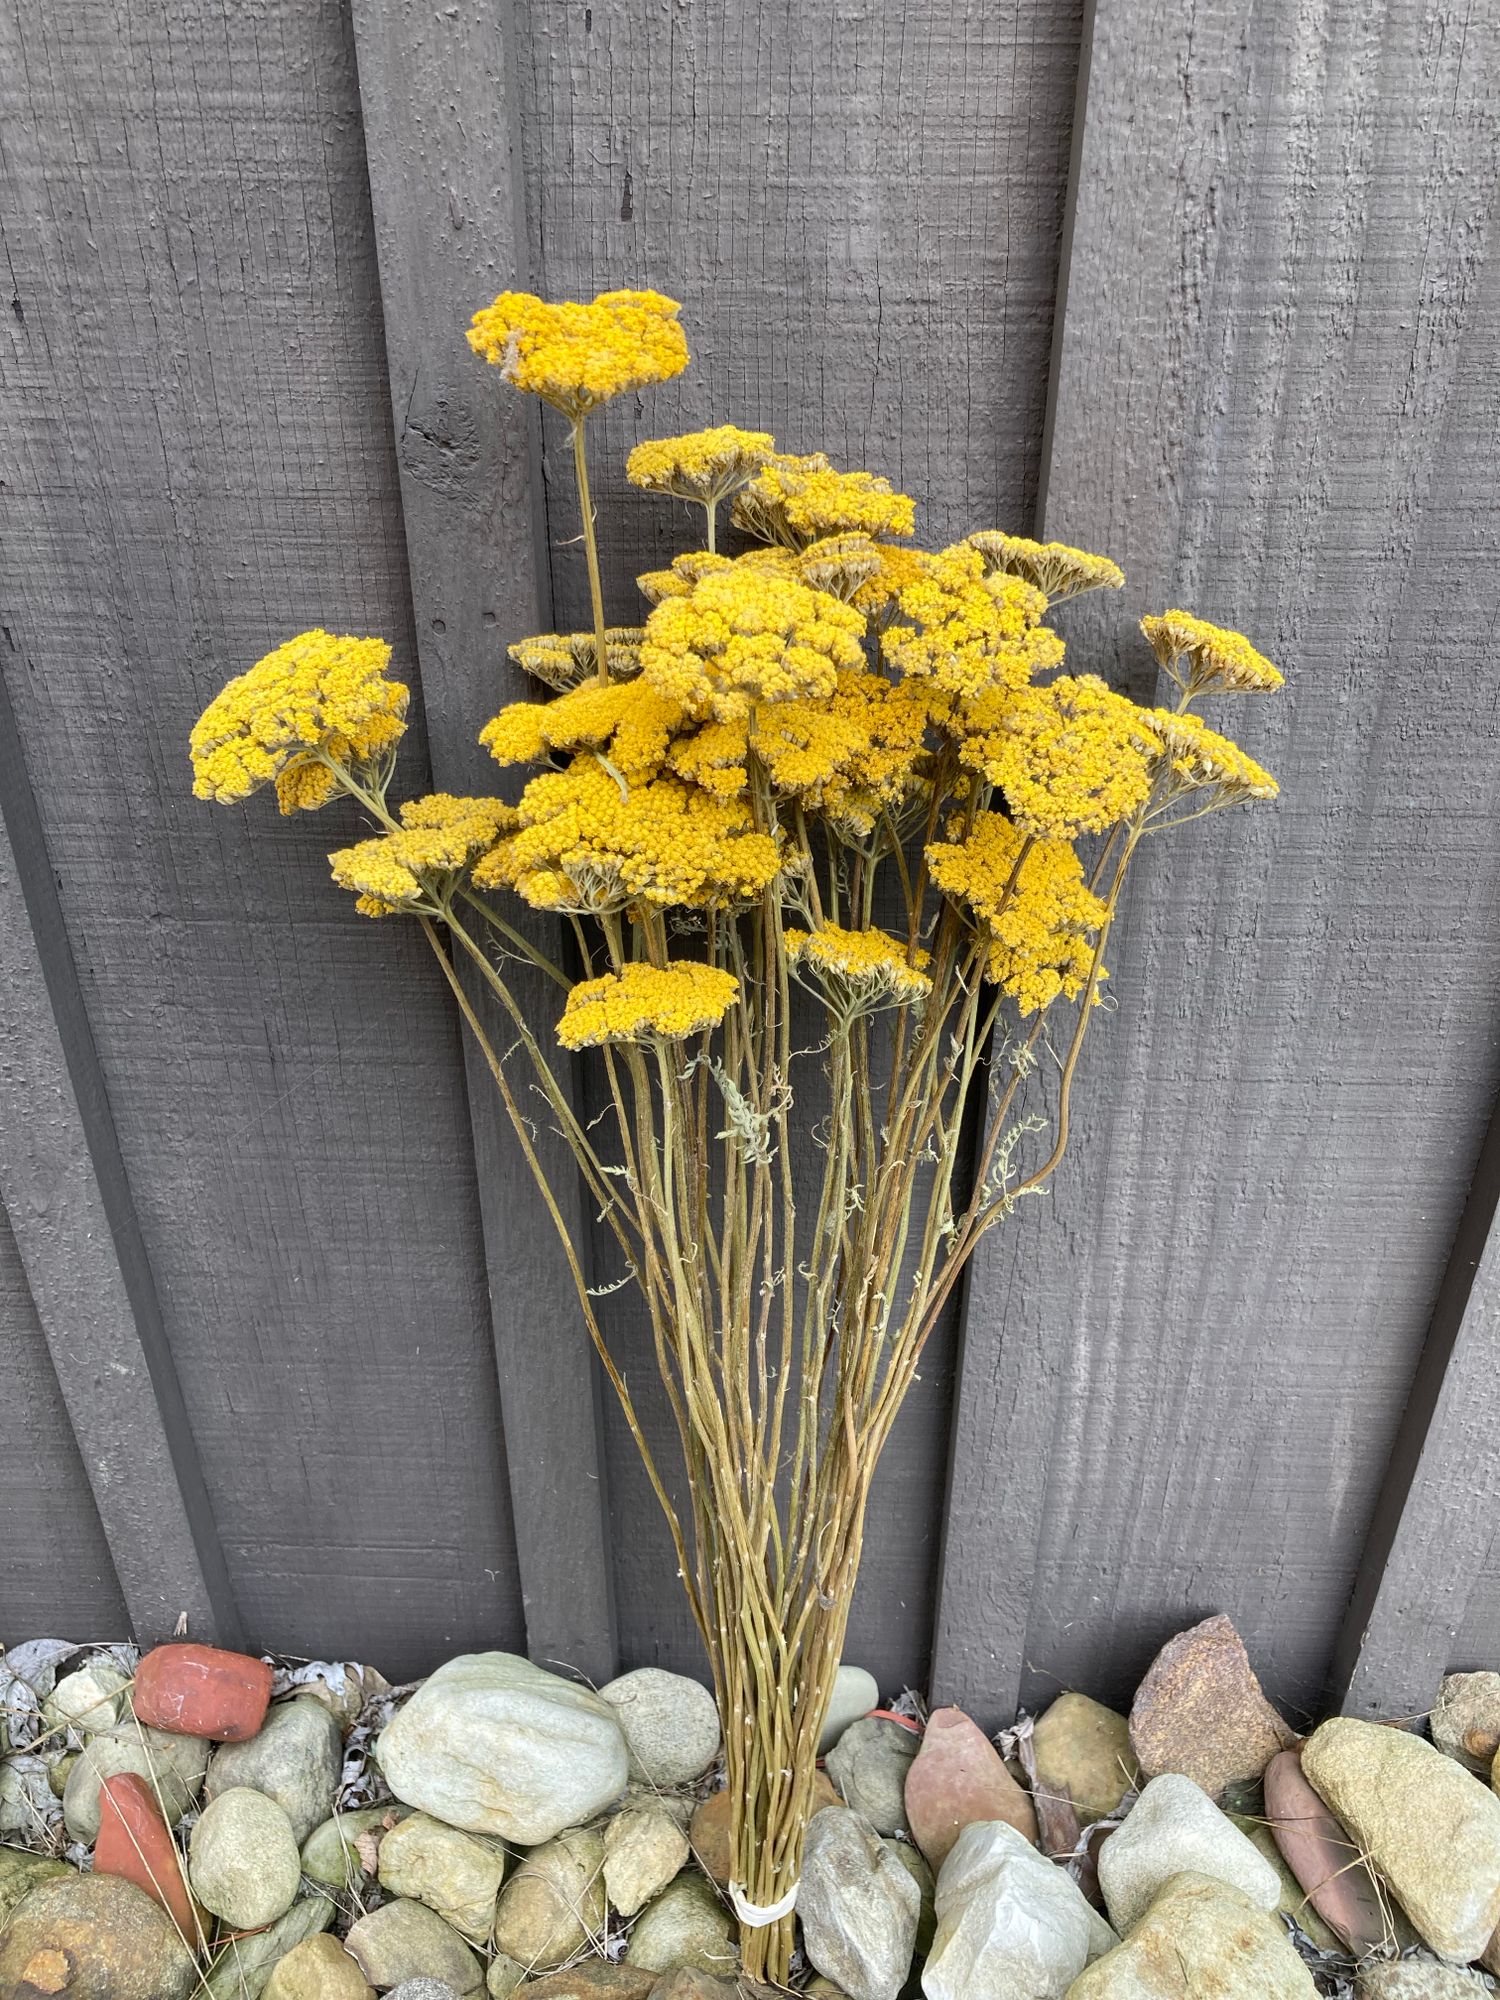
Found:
[188,284,1285,1983]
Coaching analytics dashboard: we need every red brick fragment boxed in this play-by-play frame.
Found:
[132,1642,273,1742]
[94,1772,205,1948]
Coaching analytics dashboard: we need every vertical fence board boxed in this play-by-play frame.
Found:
[0,681,235,1646]
[351,0,618,1685]
[0,0,527,1675]
[935,0,1500,1724]
[515,0,1085,1689]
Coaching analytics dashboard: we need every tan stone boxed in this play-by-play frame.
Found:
[1033,1694,1139,1825]
[1065,1872,1316,1999]
[263,1932,374,2000]
[494,1828,606,1971]
[1128,1616,1297,1799]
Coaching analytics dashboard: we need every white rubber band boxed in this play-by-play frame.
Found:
[727,1880,799,1926]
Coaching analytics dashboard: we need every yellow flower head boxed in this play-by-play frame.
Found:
[1141,610,1285,696]
[466,288,688,420]
[927,812,1107,1013]
[882,546,1063,700]
[556,960,740,1050]
[1148,710,1279,804]
[497,759,782,913]
[850,544,930,621]
[958,674,1161,839]
[732,452,917,549]
[510,628,644,692]
[967,532,1125,603]
[795,533,888,604]
[190,629,408,814]
[329,794,519,918]
[626,425,777,506]
[482,678,685,786]
[640,556,867,723]
[637,548,792,607]
[785,922,932,1008]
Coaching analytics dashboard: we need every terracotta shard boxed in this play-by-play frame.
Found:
[1264,1748,1390,1953]
[132,1642,274,1742]
[903,1706,1038,1868]
[93,1772,206,1948]
[1128,1614,1297,1798]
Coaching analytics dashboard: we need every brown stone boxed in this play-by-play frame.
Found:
[132,1643,273,1743]
[1129,1614,1298,1798]
[93,1772,205,1950]
[517,1969,657,2000]
[687,1774,840,1889]
[0,1872,196,2000]
[1262,1749,1390,1953]
[1032,1693,1139,1825]
[903,1705,1037,1869]
[262,1932,375,2000]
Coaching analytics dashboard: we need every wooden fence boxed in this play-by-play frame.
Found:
[2,0,1498,1729]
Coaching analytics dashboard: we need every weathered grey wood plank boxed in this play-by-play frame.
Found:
[936,0,1500,1724]
[0,672,236,1646]
[0,1198,131,1642]
[0,0,528,1677]
[516,0,1085,1690]
[351,0,618,1685]
[1333,1097,1500,1715]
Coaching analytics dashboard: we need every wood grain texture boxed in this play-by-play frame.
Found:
[516,0,1084,1690]
[938,0,1500,1725]
[351,0,618,1684]
[0,0,525,1676]
[1334,1094,1500,1715]
[0,680,234,1646]
[0,1204,131,1643]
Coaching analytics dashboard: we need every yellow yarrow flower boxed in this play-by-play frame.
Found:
[795,533,888,604]
[1148,710,1279,804]
[328,795,519,918]
[466,288,688,420]
[509,628,644,692]
[190,629,408,814]
[556,961,740,1050]
[958,674,1161,839]
[641,556,867,723]
[882,546,1063,700]
[785,923,932,1007]
[626,425,776,505]
[482,678,685,786]
[967,532,1125,603]
[500,760,782,913]
[927,812,1107,1013]
[1141,610,1285,695]
[637,548,790,607]
[732,452,916,549]
[851,543,930,618]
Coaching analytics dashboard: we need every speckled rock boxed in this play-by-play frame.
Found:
[387,1984,465,2000]
[1430,1673,1500,1775]
[1066,1872,1316,1999]
[599,1669,721,1786]
[378,1811,507,1942]
[493,1828,606,1970]
[62,1723,210,1842]
[1033,1694,1139,1825]
[0,1871,197,2000]
[624,1873,737,1976]
[1302,1717,1500,1961]
[799,1807,919,2000]
[820,1667,880,1754]
[344,1898,484,1995]
[514,1968,656,2000]
[0,1844,70,1926]
[205,1696,342,1843]
[924,1819,1116,2000]
[1096,1774,1279,1935]
[190,1785,302,1929]
[1128,1616,1297,1800]
[262,1933,375,2000]
[604,1803,690,1915]
[379,1653,628,1844]
[826,1718,919,1837]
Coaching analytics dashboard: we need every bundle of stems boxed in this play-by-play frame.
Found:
[190,286,1284,1984]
